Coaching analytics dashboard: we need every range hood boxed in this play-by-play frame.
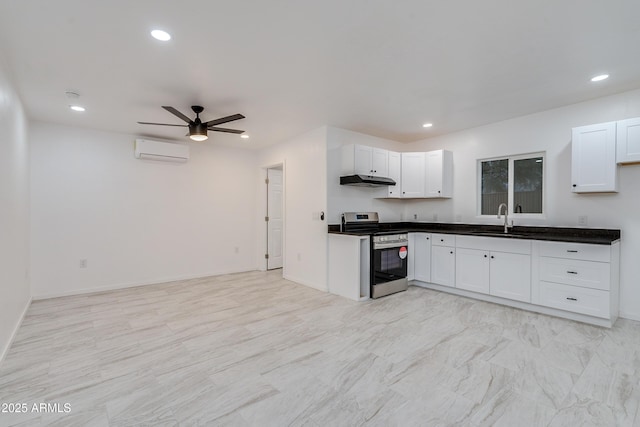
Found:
[340,174,396,187]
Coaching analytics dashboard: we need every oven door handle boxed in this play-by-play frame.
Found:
[373,242,408,250]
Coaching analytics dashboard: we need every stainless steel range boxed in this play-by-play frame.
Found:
[371,233,409,298]
[341,212,409,299]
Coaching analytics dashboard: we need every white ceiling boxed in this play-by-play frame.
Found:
[1,1,639,149]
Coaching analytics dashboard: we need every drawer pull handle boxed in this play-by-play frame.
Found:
[567,250,578,253]
[566,297,578,301]
[567,271,578,275]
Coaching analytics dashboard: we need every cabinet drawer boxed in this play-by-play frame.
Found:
[456,235,531,255]
[540,257,610,291]
[538,241,610,262]
[538,281,610,319]
[432,233,455,247]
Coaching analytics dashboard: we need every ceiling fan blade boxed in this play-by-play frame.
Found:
[208,127,245,134]
[137,122,188,127]
[204,113,245,127]
[162,106,192,123]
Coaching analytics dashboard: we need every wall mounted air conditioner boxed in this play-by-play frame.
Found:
[134,139,190,162]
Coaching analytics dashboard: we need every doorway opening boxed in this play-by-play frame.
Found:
[266,165,284,271]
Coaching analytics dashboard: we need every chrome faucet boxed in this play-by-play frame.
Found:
[497,203,511,233]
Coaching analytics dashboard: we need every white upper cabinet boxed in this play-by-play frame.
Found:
[342,145,453,198]
[387,151,401,198]
[353,145,372,175]
[571,122,618,193]
[425,149,453,198]
[342,145,389,177]
[401,152,426,198]
[371,148,389,177]
[616,117,640,164]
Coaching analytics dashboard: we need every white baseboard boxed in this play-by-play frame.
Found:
[619,311,640,322]
[283,274,328,293]
[0,296,32,366]
[32,267,258,300]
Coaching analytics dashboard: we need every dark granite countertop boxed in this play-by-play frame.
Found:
[327,222,620,245]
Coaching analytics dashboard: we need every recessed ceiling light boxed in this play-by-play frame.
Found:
[422,123,433,128]
[240,134,249,139]
[591,74,609,82]
[69,105,85,112]
[151,29,171,41]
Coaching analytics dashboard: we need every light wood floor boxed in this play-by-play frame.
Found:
[1,270,639,426]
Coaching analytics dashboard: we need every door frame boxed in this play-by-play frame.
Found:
[261,161,286,272]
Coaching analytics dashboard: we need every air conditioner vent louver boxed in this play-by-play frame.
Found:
[134,139,190,162]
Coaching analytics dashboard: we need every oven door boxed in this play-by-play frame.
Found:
[372,245,408,285]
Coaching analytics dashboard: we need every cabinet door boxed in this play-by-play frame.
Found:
[571,122,617,192]
[387,151,401,197]
[407,233,415,280]
[371,148,389,177]
[490,252,531,302]
[431,246,455,287]
[401,152,426,198]
[353,145,373,175]
[616,117,640,164]
[455,248,490,294]
[425,150,443,198]
[413,233,432,282]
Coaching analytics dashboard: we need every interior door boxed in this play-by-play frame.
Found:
[267,168,283,270]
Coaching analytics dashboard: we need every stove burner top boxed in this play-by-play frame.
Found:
[341,212,380,233]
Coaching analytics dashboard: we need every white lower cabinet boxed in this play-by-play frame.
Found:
[456,248,490,294]
[408,233,619,327]
[538,281,610,319]
[455,246,531,302]
[431,245,455,287]
[413,233,432,282]
[489,251,531,302]
[534,240,619,323]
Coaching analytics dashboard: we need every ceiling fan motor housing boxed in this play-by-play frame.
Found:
[189,122,208,140]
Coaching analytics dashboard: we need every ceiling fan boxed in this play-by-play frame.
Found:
[138,106,245,141]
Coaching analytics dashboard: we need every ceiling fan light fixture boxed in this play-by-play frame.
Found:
[189,122,208,141]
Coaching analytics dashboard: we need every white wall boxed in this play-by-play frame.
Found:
[256,127,328,291]
[0,55,30,361]
[403,88,640,320]
[326,126,405,224]
[30,122,258,298]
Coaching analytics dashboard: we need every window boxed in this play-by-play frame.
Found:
[478,153,544,216]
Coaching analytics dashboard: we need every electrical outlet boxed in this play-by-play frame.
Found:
[234,247,240,254]
[455,214,462,222]
[79,259,87,268]
[297,253,302,262]
[432,213,438,221]
[413,214,418,220]
[578,215,588,226]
